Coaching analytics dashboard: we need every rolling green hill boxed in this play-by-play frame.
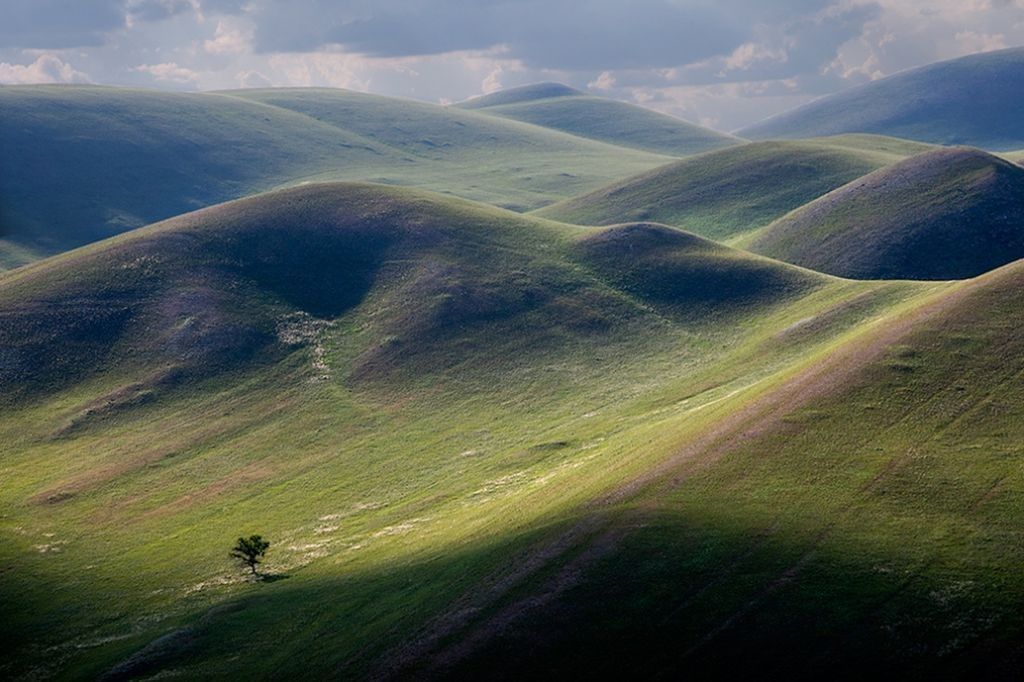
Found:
[740,47,1024,150]
[536,137,929,241]
[434,255,1024,680]
[0,182,824,405]
[3,182,946,679]
[0,85,668,270]
[747,147,1024,279]
[7,71,1024,680]
[454,82,740,155]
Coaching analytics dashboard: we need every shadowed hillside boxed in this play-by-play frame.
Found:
[537,137,930,241]
[748,147,1024,280]
[574,223,816,321]
[0,86,668,270]
[455,82,740,156]
[740,47,1024,150]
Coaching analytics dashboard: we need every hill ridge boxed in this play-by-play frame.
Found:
[537,138,927,241]
[454,82,740,156]
[740,47,1024,150]
[748,146,1024,280]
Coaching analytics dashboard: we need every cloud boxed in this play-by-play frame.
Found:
[237,69,272,87]
[133,61,200,83]
[199,0,248,13]
[647,2,882,86]
[0,53,92,83]
[127,0,197,23]
[204,20,250,54]
[589,71,616,90]
[481,66,503,93]
[954,30,1007,52]
[0,0,125,48]
[3,0,1024,132]
[247,0,838,71]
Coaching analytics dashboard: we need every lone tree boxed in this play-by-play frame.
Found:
[230,535,270,577]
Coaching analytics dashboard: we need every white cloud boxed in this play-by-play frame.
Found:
[5,0,1024,131]
[954,30,1007,53]
[0,53,91,84]
[722,42,788,71]
[204,20,249,55]
[266,52,371,90]
[481,66,503,93]
[133,61,200,83]
[237,69,271,87]
[588,71,616,90]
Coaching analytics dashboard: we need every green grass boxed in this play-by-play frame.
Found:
[442,259,1024,678]
[746,146,1024,279]
[740,47,1024,150]
[454,82,740,156]
[0,182,950,679]
[0,85,669,269]
[535,137,923,241]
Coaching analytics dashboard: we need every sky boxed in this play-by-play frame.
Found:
[1,0,1023,131]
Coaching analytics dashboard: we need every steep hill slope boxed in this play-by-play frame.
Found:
[455,82,740,155]
[427,257,1024,681]
[537,137,926,241]
[0,86,667,269]
[740,47,1024,150]
[748,147,1024,279]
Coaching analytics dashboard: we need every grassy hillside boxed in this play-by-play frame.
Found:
[537,137,925,241]
[2,183,950,679]
[747,147,1024,279]
[436,255,1024,680]
[0,86,667,270]
[455,82,740,156]
[740,47,1024,150]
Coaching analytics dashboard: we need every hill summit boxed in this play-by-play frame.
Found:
[749,147,1024,279]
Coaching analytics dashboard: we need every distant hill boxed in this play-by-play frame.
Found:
[537,136,931,241]
[457,82,584,109]
[740,48,1024,150]
[455,82,740,156]
[748,147,1024,280]
[0,86,667,270]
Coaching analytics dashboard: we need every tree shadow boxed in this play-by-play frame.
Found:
[259,573,290,584]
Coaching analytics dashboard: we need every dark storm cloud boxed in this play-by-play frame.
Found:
[247,0,840,70]
[0,0,125,48]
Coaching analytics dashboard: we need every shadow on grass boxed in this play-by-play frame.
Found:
[258,573,290,584]
[31,507,1023,682]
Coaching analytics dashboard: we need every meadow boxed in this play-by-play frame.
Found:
[3,57,1024,678]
